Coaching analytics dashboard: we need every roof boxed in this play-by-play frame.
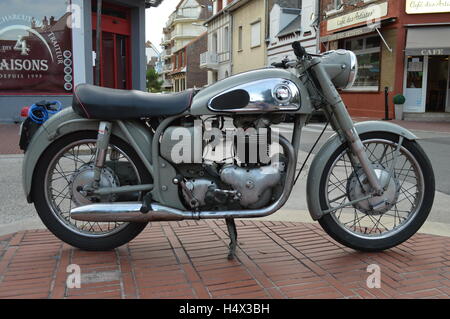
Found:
[173,31,207,53]
[277,14,301,37]
[274,0,302,9]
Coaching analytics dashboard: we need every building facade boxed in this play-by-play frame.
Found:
[230,0,267,74]
[319,0,450,120]
[0,0,157,122]
[171,32,208,91]
[267,0,319,67]
[200,0,233,85]
[160,0,212,91]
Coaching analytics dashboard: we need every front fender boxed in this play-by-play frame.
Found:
[22,108,153,203]
[306,120,417,221]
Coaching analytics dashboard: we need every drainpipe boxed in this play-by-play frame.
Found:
[264,0,269,64]
[95,0,102,86]
[225,8,233,75]
[316,0,321,53]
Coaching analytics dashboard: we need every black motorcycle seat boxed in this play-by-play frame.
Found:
[72,84,194,119]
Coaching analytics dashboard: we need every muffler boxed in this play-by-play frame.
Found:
[70,202,195,222]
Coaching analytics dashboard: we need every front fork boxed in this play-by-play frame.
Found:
[311,60,384,195]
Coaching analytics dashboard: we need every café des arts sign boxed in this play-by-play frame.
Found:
[406,0,450,14]
[327,2,388,32]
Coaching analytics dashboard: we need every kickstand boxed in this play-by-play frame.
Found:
[225,218,238,260]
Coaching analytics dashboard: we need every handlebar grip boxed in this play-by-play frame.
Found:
[292,41,307,59]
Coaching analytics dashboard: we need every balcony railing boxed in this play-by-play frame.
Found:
[200,51,219,70]
[163,63,173,72]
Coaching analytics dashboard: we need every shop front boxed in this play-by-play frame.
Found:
[0,0,156,123]
[319,0,400,118]
[402,2,450,118]
[404,27,450,114]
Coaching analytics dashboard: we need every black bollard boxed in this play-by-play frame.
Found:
[383,86,391,121]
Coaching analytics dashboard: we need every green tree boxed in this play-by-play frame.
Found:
[146,68,163,93]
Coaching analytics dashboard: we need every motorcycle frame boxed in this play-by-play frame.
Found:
[22,57,419,221]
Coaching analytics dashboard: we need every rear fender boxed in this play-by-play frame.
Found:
[306,121,418,221]
[22,108,152,203]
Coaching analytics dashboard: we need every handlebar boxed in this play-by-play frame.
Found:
[271,42,324,69]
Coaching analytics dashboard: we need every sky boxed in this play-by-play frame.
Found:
[145,0,179,52]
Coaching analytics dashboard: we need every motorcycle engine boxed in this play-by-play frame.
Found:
[220,162,285,208]
[180,162,284,210]
[161,115,286,210]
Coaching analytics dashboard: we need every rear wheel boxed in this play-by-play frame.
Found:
[32,131,152,250]
[318,132,435,251]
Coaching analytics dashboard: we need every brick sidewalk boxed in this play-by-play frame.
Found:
[0,220,449,299]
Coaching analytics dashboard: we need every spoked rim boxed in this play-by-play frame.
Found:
[44,139,142,238]
[325,138,425,240]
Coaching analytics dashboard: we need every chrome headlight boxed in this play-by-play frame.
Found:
[320,50,359,90]
[345,51,358,89]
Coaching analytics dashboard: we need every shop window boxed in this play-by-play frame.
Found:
[0,0,73,93]
[328,0,343,11]
[342,35,381,91]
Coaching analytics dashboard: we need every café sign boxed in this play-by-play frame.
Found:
[406,0,450,14]
[406,47,450,55]
[327,2,388,32]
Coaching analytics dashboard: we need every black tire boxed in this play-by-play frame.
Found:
[318,132,435,252]
[32,131,152,251]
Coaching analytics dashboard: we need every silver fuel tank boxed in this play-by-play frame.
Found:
[190,68,313,116]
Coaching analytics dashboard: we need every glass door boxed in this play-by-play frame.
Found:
[425,56,448,112]
[92,32,130,89]
[404,56,426,113]
[92,2,131,89]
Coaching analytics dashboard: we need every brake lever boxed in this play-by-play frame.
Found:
[271,62,287,69]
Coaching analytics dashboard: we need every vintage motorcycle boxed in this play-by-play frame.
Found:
[20,43,435,259]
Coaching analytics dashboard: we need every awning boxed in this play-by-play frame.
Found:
[405,27,450,56]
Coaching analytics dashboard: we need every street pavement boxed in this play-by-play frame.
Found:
[1,121,450,236]
[1,121,450,300]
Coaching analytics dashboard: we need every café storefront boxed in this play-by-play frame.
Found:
[0,0,156,123]
[319,0,399,118]
[320,0,450,120]
[403,27,450,114]
[402,0,450,116]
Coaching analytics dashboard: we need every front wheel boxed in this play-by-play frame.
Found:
[318,132,435,251]
[32,131,152,251]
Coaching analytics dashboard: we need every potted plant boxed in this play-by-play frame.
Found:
[393,94,406,120]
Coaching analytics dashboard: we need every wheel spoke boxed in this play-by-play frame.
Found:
[326,138,424,238]
[45,139,143,237]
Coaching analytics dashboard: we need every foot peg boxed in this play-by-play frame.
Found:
[226,218,238,260]
[140,192,153,214]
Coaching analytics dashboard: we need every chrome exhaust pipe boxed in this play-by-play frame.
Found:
[71,135,296,223]
[70,203,195,222]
